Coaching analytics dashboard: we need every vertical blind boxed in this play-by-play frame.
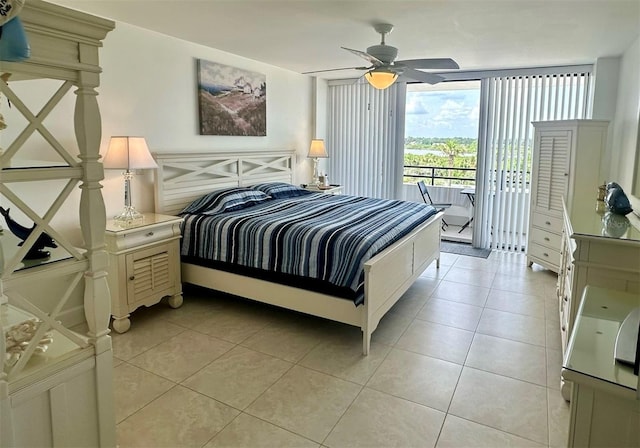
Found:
[327,82,399,199]
[474,71,593,251]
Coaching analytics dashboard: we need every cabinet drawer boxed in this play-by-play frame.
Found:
[530,227,562,249]
[528,242,561,266]
[532,213,562,233]
[107,224,178,252]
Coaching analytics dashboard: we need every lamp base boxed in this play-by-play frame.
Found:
[311,157,321,186]
[113,206,144,227]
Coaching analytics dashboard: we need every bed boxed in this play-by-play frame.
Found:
[153,151,443,354]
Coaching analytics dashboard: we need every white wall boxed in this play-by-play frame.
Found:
[1,21,313,243]
[592,56,621,181]
[311,77,329,175]
[609,34,640,210]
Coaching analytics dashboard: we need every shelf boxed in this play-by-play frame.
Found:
[0,166,82,182]
[0,229,73,274]
[563,286,638,392]
[2,303,90,387]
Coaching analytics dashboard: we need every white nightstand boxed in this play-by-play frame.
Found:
[105,213,183,333]
[304,185,343,195]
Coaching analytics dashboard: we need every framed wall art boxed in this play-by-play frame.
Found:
[197,59,266,136]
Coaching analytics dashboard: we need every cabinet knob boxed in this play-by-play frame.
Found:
[561,325,566,332]
[543,252,549,257]
[544,237,550,241]
[545,221,551,225]
[146,231,154,237]
[564,295,568,302]
[129,275,135,281]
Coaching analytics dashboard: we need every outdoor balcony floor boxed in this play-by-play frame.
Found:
[441,224,472,244]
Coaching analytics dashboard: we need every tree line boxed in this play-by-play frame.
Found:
[404,137,477,186]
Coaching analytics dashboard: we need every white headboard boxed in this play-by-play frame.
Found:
[153,150,296,215]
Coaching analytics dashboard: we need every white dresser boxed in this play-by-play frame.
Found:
[562,286,639,447]
[557,201,640,399]
[527,120,609,273]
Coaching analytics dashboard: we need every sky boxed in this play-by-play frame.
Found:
[198,59,265,89]
[405,87,480,139]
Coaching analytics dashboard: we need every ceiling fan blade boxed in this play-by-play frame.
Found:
[302,66,369,75]
[341,47,383,66]
[402,68,445,85]
[396,58,460,70]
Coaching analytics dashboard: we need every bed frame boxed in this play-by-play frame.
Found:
[153,151,442,354]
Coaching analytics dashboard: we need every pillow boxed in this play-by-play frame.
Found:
[252,182,312,199]
[181,187,271,215]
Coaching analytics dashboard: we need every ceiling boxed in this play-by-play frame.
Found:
[52,0,640,79]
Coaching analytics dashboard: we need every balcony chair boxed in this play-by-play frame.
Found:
[417,180,451,231]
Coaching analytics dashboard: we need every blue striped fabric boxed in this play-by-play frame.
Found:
[180,187,271,215]
[180,194,437,296]
[252,182,313,199]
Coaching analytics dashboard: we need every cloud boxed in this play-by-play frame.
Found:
[199,60,265,88]
[405,95,429,115]
[433,99,474,123]
[404,89,480,138]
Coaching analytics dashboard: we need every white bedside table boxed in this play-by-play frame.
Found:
[105,213,183,333]
[304,185,343,195]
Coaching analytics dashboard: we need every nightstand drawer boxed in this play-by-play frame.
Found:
[304,185,343,195]
[106,221,180,252]
[119,225,177,249]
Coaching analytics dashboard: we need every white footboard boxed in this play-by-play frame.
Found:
[361,211,442,354]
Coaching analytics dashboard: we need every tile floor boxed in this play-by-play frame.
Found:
[111,251,570,448]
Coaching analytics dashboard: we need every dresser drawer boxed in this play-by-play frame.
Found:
[528,242,561,267]
[531,213,563,233]
[530,227,562,249]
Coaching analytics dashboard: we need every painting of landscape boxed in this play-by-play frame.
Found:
[197,59,266,136]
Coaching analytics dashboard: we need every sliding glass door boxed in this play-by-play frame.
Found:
[403,81,481,243]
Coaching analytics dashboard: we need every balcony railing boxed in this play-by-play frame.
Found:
[404,165,531,189]
[403,165,476,186]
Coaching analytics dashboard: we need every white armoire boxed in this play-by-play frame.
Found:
[526,120,609,273]
[0,1,115,446]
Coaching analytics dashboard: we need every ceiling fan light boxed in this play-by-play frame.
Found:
[364,71,398,90]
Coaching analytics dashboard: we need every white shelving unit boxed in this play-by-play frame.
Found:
[0,2,115,446]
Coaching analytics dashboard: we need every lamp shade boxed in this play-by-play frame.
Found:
[364,70,398,90]
[103,136,157,170]
[308,139,328,158]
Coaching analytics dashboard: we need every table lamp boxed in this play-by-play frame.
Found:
[102,136,157,226]
[308,139,328,186]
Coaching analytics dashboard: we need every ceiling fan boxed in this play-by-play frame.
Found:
[304,23,459,89]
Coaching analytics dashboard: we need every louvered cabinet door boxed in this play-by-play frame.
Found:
[125,242,178,307]
[532,130,571,215]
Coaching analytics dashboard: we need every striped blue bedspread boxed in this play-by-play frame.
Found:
[181,193,437,294]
